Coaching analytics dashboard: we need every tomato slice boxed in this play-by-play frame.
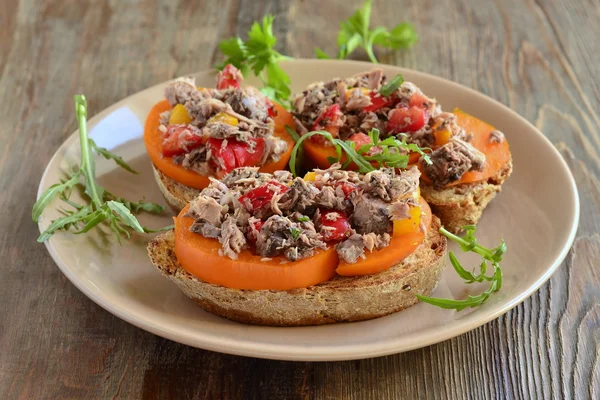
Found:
[336,198,431,276]
[173,198,431,289]
[145,101,295,190]
[175,204,338,290]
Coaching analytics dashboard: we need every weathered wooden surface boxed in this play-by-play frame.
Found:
[1,0,598,398]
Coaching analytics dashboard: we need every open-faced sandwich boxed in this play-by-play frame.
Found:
[291,68,512,233]
[144,64,296,212]
[147,165,446,326]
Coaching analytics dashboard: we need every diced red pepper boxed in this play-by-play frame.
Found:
[386,106,430,133]
[336,182,357,198]
[409,92,432,109]
[312,104,341,131]
[319,210,352,241]
[266,99,277,118]
[238,181,290,212]
[206,138,236,173]
[347,132,381,156]
[230,137,265,168]
[364,93,392,112]
[216,64,242,90]
[348,132,372,150]
[247,220,265,242]
[162,125,204,157]
[207,137,266,174]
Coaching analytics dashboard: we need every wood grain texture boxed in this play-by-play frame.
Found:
[1,0,598,398]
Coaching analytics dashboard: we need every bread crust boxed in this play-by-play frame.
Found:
[420,157,512,234]
[147,216,447,326]
[152,165,201,213]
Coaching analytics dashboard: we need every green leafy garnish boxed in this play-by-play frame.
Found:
[288,128,430,176]
[315,0,418,63]
[379,74,404,97]
[416,225,506,311]
[297,216,311,223]
[33,95,167,243]
[217,15,293,106]
[290,227,301,240]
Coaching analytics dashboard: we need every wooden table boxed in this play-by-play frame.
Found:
[1,0,598,398]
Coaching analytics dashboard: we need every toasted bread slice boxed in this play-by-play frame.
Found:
[152,165,201,213]
[147,216,446,326]
[420,157,513,234]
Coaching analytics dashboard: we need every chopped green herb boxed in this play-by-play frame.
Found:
[290,227,301,240]
[297,216,311,223]
[416,225,506,311]
[379,74,404,97]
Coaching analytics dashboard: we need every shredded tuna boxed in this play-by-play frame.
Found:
[161,72,281,174]
[218,217,247,260]
[336,234,366,264]
[490,130,505,143]
[425,138,486,188]
[185,196,224,226]
[187,165,421,263]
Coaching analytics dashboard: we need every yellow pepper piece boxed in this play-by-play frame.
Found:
[393,206,421,236]
[169,104,192,125]
[303,172,317,182]
[208,112,239,126]
[434,129,452,146]
[346,87,370,99]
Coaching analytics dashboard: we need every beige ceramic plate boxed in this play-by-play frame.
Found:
[37,60,579,361]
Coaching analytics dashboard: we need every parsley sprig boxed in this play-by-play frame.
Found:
[315,0,418,63]
[217,15,293,106]
[417,225,506,310]
[33,95,168,243]
[287,127,431,176]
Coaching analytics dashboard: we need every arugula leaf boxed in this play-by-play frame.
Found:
[288,128,429,176]
[89,139,139,174]
[216,15,293,106]
[416,225,506,311]
[32,174,80,222]
[317,0,418,63]
[33,95,166,243]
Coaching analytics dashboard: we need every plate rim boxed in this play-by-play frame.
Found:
[37,59,580,361]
